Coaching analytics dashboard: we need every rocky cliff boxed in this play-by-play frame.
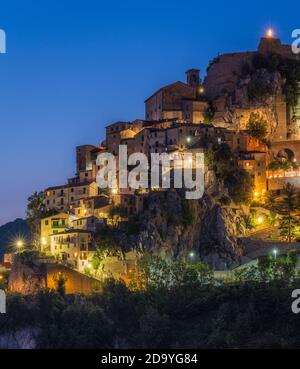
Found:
[204,37,300,141]
[117,190,248,270]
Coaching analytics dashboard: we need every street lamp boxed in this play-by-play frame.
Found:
[189,251,195,259]
[273,249,278,259]
[257,216,263,225]
[16,240,24,249]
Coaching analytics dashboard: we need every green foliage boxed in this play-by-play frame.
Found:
[219,195,231,206]
[251,53,300,107]
[4,276,300,348]
[138,255,213,290]
[279,215,300,243]
[167,214,180,226]
[234,252,297,283]
[272,184,300,242]
[225,168,254,204]
[246,112,268,140]
[248,76,274,101]
[212,143,235,179]
[267,160,292,172]
[26,191,46,236]
[53,273,67,296]
[94,227,122,251]
[206,143,254,204]
[108,204,128,225]
[181,200,198,226]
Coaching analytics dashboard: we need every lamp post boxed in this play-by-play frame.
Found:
[273,249,278,260]
[188,251,195,263]
[16,240,24,249]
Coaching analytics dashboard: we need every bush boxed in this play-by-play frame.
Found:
[219,195,231,206]
[182,200,198,226]
[246,112,268,140]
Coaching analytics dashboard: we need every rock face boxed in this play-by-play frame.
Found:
[8,253,47,294]
[204,37,300,141]
[119,191,248,270]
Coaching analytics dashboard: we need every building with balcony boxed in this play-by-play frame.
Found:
[44,181,99,212]
[50,229,95,273]
[40,212,71,253]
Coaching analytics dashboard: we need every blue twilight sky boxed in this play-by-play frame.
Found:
[0,0,299,225]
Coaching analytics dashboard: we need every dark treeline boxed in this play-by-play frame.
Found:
[1,279,300,349]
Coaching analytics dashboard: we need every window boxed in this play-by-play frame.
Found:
[83,187,86,194]
[71,188,74,192]
[45,220,49,226]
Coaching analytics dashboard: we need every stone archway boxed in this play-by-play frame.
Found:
[277,148,295,162]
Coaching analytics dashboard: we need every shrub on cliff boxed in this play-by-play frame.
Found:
[246,112,268,141]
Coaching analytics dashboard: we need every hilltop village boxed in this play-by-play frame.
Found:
[5,32,300,292]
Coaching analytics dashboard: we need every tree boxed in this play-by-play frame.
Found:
[276,184,300,243]
[182,199,198,226]
[212,143,235,179]
[225,168,254,204]
[267,160,292,172]
[108,204,128,226]
[279,215,300,243]
[53,272,68,296]
[246,112,268,141]
[135,255,213,290]
[26,191,54,248]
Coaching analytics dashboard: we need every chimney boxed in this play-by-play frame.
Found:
[186,69,200,87]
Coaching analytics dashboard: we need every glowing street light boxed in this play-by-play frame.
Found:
[257,216,264,225]
[198,86,205,95]
[41,237,47,246]
[111,188,118,195]
[189,251,195,259]
[273,249,278,259]
[16,240,24,249]
[186,137,191,144]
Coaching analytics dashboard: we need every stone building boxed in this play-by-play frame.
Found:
[45,181,99,212]
[145,69,208,122]
[50,229,94,273]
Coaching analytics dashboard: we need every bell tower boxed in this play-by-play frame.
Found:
[186,69,200,88]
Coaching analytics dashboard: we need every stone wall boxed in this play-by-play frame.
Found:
[8,254,101,295]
